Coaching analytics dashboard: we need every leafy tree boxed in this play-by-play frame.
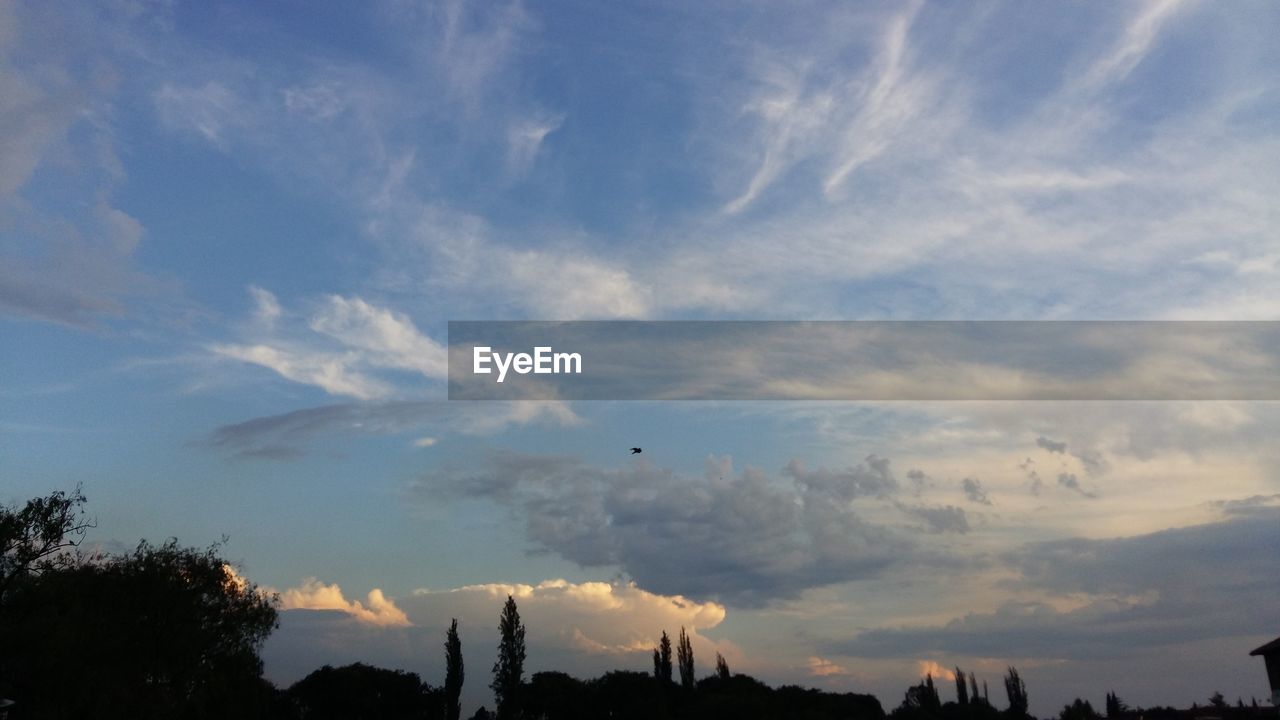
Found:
[970,673,982,707]
[902,674,941,714]
[956,668,969,705]
[446,618,465,720]
[0,485,92,602]
[3,537,278,719]
[290,662,440,720]
[1004,667,1029,718]
[492,595,527,720]
[525,671,590,720]
[677,627,696,690]
[716,652,731,680]
[1059,698,1101,720]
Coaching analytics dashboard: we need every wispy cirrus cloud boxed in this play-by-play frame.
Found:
[211,287,446,400]
[0,0,171,327]
[204,399,578,461]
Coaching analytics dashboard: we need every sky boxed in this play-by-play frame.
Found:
[2,0,1279,715]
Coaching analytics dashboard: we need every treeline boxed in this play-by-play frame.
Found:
[0,490,1267,720]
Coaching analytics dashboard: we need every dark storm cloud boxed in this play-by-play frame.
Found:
[830,508,1280,660]
[415,452,914,607]
[960,477,992,505]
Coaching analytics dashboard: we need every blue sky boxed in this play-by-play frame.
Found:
[3,0,1279,715]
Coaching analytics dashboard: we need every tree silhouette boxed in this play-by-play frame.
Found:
[901,673,941,714]
[1059,698,1101,720]
[716,652,731,680]
[3,536,278,718]
[1105,691,1129,718]
[969,673,981,707]
[492,595,527,720]
[657,630,673,684]
[0,485,92,601]
[955,668,969,705]
[677,626,696,689]
[445,618,465,720]
[1004,667,1028,718]
[290,662,440,719]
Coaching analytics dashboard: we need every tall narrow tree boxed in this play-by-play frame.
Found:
[1004,666,1028,717]
[715,652,730,680]
[955,668,969,705]
[491,595,526,720]
[658,630,673,684]
[676,627,695,689]
[444,618,464,720]
[969,673,981,706]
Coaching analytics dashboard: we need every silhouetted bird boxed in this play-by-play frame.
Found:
[630,447,642,454]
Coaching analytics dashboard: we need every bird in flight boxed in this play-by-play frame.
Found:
[630,447,642,454]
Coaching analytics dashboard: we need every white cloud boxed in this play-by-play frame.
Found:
[507,115,563,176]
[808,656,850,678]
[1072,0,1186,95]
[277,577,412,627]
[404,579,735,668]
[211,342,392,400]
[212,288,447,399]
[308,295,447,378]
[249,286,282,326]
[155,81,242,144]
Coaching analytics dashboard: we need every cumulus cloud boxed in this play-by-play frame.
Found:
[406,579,727,659]
[416,452,912,606]
[277,577,411,627]
[808,656,850,678]
[264,577,737,712]
[916,660,956,682]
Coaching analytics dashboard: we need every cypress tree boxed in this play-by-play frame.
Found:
[658,630,673,684]
[445,618,464,720]
[677,627,695,689]
[491,596,526,720]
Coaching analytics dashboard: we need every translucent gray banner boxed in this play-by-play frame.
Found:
[447,321,1280,400]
